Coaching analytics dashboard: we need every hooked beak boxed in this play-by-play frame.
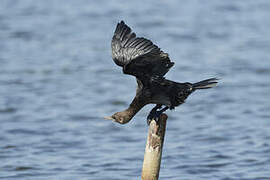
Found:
[104,116,115,121]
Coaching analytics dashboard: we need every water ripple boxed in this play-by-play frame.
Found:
[1,0,270,179]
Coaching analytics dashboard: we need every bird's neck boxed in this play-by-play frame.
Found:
[129,96,145,115]
[119,96,146,124]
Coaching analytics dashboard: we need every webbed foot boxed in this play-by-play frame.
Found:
[147,105,169,125]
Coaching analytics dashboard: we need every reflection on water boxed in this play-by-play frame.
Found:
[1,0,270,179]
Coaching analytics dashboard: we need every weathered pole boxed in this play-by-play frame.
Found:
[141,114,168,180]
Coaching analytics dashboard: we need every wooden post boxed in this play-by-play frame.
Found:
[141,114,168,180]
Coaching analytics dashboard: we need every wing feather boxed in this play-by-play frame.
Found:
[111,21,174,78]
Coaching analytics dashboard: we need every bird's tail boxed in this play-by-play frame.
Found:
[192,78,218,89]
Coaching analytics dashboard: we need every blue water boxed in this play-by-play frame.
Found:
[1,0,270,179]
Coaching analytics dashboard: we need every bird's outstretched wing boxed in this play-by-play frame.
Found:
[111,21,174,78]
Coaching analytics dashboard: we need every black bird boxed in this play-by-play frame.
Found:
[105,21,218,124]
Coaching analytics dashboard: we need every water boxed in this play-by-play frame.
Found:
[1,0,270,179]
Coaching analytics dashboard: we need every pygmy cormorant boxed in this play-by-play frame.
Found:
[105,21,218,124]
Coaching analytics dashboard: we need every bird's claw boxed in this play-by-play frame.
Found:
[147,105,169,125]
[147,110,162,125]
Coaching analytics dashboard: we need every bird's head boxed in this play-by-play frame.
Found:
[104,111,132,124]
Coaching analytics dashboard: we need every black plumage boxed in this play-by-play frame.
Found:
[105,21,218,124]
[111,21,174,80]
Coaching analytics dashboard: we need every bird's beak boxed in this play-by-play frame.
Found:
[104,116,115,121]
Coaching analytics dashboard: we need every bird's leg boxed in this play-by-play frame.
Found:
[147,105,168,125]
[147,104,162,125]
